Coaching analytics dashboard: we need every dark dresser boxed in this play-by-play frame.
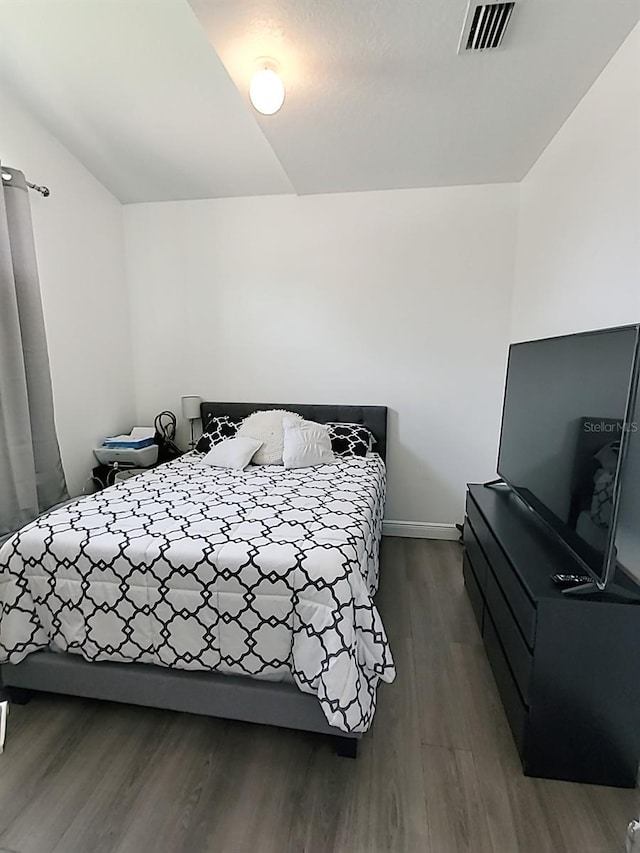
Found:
[463,483,640,788]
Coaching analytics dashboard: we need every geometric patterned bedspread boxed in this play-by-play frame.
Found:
[0,454,395,733]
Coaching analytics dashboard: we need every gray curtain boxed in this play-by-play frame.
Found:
[0,165,68,537]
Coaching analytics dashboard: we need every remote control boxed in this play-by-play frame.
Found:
[551,573,593,588]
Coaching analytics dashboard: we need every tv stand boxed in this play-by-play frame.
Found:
[463,483,640,788]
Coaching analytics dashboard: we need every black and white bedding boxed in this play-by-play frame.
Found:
[0,454,395,732]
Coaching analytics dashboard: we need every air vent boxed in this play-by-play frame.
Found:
[458,2,515,52]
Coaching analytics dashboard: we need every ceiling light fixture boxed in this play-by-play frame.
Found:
[249,62,285,116]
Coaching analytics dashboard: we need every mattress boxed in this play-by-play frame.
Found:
[0,453,395,732]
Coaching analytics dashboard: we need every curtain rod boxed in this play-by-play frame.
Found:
[1,170,50,197]
[26,180,50,197]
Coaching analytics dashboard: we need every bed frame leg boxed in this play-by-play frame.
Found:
[334,736,359,759]
[3,686,31,706]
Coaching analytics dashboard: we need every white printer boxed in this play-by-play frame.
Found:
[93,427,159,467]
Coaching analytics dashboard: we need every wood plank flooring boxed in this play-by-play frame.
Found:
[0,538,637,852]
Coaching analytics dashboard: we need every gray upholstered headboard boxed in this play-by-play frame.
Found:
[200,402,388,462]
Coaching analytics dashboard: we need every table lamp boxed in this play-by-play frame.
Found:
[181,395,202,450]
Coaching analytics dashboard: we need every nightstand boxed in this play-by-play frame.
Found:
[90,461,160,491]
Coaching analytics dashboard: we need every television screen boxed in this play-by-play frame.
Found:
[615,381,640,583]
[497,326,639,586]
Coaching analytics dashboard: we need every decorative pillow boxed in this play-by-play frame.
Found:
[195,415,242,454]
[236,409,303,465]
[282,418,335,469]
[200,437,263,470]
[326,422,375,458]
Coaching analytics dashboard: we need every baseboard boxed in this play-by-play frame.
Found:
[382,520,460,540]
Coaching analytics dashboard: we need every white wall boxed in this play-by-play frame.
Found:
[512,24,640,341]
[5,23,636,524]
[124,185,519,524]
[1,83,136,495]
[0,22,635,530]
[511,25,640,579]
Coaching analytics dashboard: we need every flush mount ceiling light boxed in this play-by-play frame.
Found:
[249,63,285,116]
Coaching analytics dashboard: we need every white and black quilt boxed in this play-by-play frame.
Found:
[0,454,395,732]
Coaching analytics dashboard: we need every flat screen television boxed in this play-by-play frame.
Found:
[497,325,640,592]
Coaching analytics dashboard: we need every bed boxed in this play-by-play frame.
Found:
[0,402,394,756]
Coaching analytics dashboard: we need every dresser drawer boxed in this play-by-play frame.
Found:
[484,611,527,758]
[485,569,533,704]
[463,516,490,592]
[468,497,537,648]
[463,552,484,633]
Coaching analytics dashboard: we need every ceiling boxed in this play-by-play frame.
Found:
[0,0,294,202]
[0,0,637,203]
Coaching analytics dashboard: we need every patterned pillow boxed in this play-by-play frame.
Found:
[195,415,242,454]
[326,423,375,458]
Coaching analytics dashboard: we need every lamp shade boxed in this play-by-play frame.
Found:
[249,68,285,115]
[181,395,202,420]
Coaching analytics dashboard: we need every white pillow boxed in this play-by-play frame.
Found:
[200,437,262,470]
[282,418,335,469]
[236,409,303,465]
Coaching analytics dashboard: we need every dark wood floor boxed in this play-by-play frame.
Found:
[0,538,637,853]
